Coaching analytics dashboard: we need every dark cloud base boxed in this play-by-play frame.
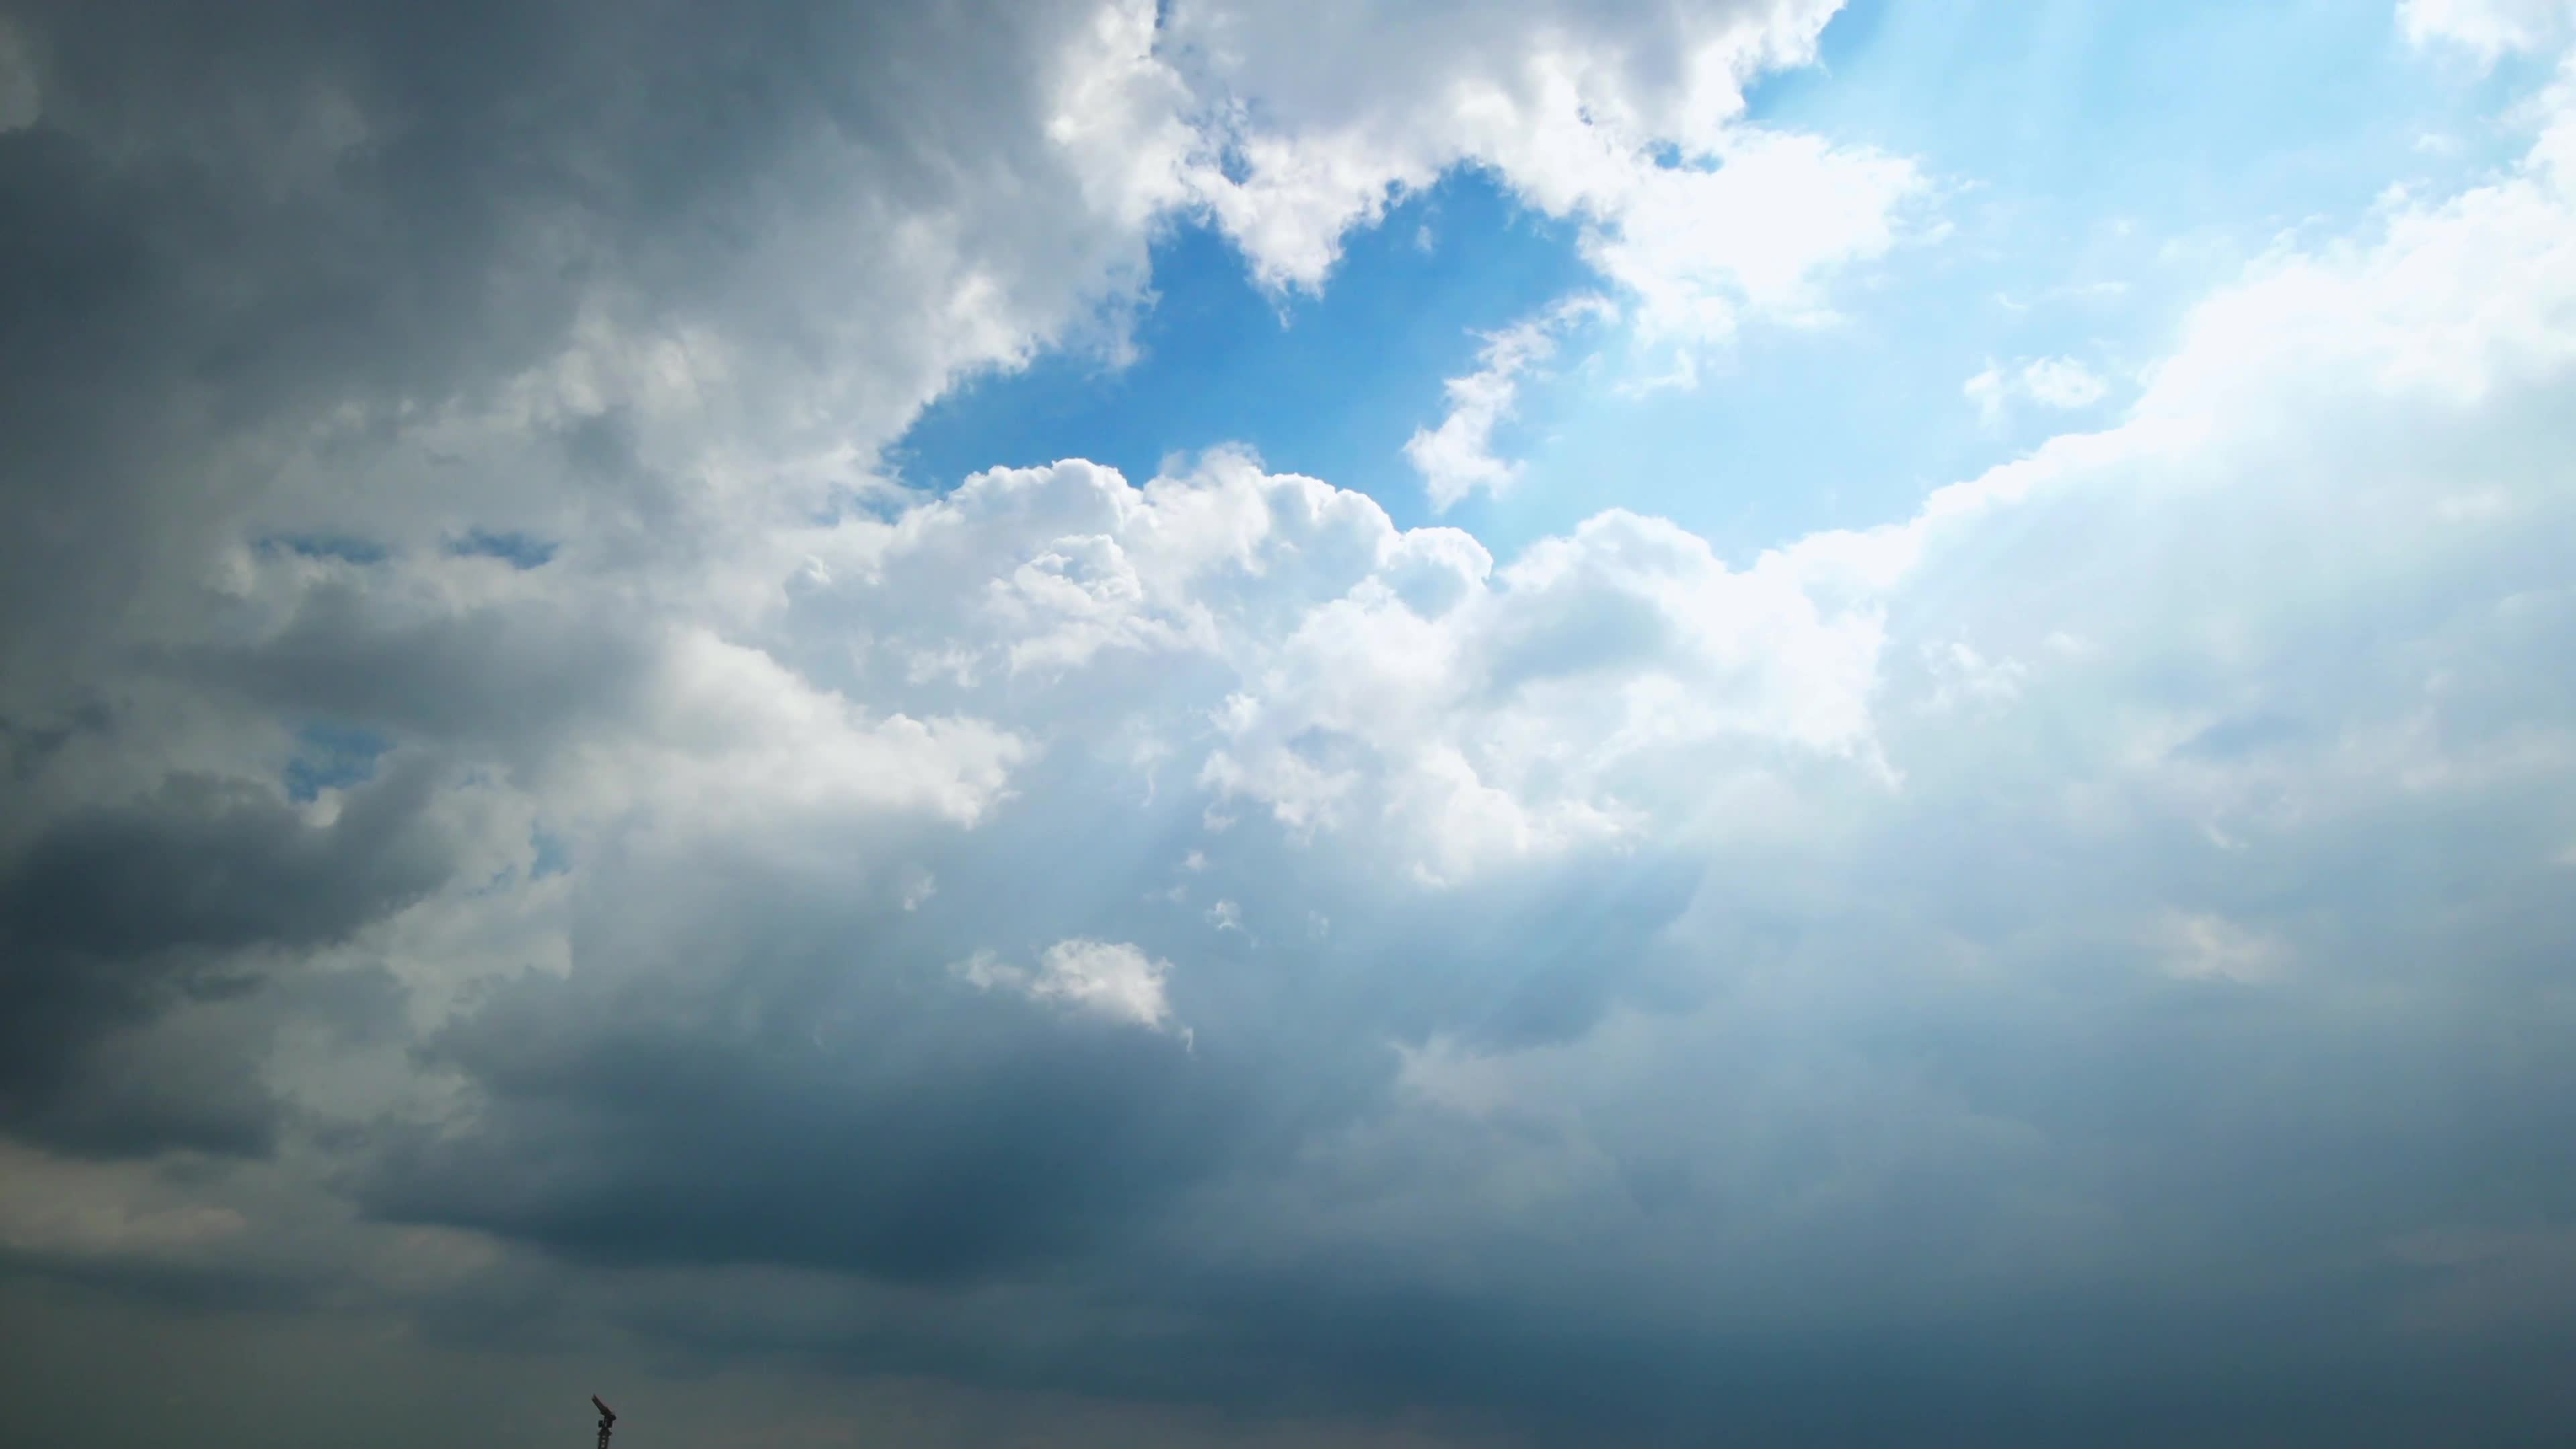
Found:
[0,757,456,1156]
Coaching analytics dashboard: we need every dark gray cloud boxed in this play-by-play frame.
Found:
[0,753,458,1155]
[368,981,1226,1285]
[0,0,1144,1189]
[351,737,1705,1291]
[184,581,663,759]
[0,0,1141,721]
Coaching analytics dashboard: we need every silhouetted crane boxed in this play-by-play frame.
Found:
[592,1395,617,1449]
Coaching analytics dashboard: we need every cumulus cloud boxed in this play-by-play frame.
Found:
[1576,127,1927,352]
[1159,0,1921,305]
[1160,0,1930,415]
[957,938,1185,1035]
[5,1,2576,1446]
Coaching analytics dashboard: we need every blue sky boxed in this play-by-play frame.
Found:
[900,0,2551,561]
[5,1,2575,1445]
[894,167,1595,529]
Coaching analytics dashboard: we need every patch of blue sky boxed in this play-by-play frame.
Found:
[283,722,390,802]
[447,527,558,569]
[896,1,2551,566]
[531,830,572,879]
[888,167,1593,532]
[259,533,389,566]
[1486,0,2555,561]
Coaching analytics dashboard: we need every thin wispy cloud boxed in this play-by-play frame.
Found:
[1964,355,2111,427]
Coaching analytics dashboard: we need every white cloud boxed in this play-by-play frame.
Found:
[761,440,1888,883]
[1578,128,1927,350]
[2019,357,2111,409]
[192,53,2576,1006]
[957,939,1185,1034]
[1242,50,2576,1277]
[747,78,2576,903]
[2159,912,2292,984]
[1964,356,2110,427]
[1405,294,1611,510]
[1916,640,2029,714]
[1157,0,1926,366]
[2401,0,2575,62]
[608,629,1028,829]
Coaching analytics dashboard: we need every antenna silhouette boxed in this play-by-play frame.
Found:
[591,1395,617,1449]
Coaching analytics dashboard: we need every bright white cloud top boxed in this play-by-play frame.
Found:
[1,3,2573,1446]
